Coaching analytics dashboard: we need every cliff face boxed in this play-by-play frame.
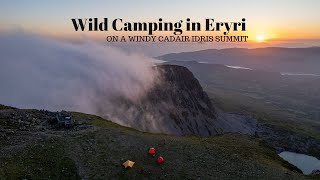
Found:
[106,65,221,135]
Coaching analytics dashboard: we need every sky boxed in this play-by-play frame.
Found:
[1,0,320,46]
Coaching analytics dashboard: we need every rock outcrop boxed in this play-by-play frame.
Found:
[106,65,222,135]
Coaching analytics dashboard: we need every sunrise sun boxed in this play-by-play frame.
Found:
[256,34,265,42]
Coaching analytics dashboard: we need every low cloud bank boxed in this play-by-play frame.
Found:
[0,32,158,122]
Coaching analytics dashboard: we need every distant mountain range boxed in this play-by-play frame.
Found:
[156,47,320,74]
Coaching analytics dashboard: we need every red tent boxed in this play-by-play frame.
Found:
[156,156,164,165]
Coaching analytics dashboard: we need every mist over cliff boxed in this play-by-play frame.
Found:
[0,32,158,116]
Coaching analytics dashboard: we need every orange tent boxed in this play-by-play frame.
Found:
[122,160,135,168]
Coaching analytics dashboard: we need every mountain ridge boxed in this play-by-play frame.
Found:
[156,47,320,74]
[101,65,222,135]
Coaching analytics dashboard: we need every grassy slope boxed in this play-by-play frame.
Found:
[0,104,15,110]
[0,138,79,179]
[0,111,314,179]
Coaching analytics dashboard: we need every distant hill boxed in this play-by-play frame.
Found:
[157,47,320,74]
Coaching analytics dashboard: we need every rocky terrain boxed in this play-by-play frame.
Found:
[257,123,320,160]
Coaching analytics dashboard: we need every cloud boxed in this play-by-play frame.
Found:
[0,31,158,120]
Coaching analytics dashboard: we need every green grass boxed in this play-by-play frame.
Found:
[0,138,79,179]
[0,104,15,110]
